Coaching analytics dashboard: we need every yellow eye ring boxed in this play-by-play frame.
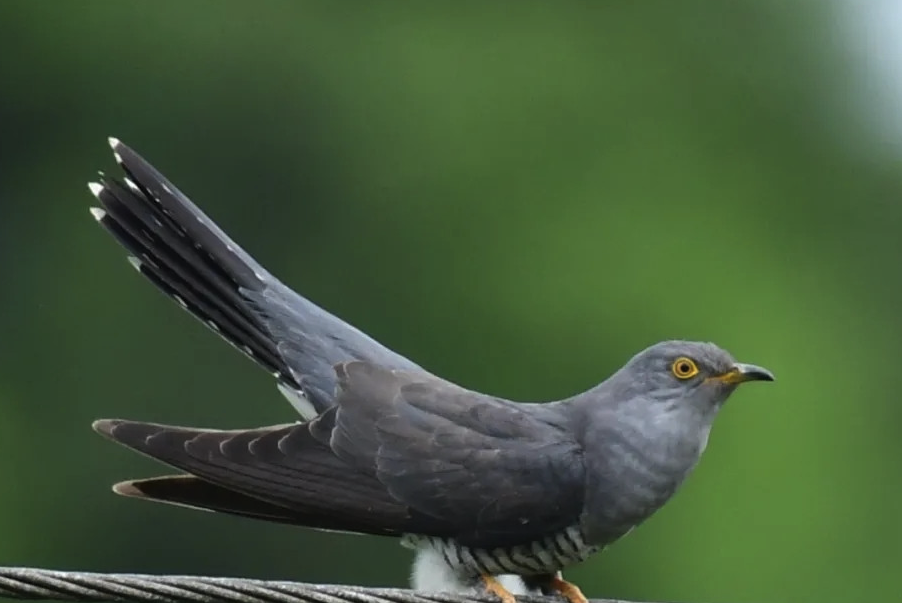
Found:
[671,357,699,379]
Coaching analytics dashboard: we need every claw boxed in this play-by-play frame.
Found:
[481,575,518,603]
[546,575,588,603]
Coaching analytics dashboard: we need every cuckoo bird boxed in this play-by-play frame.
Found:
[87,138,774,603]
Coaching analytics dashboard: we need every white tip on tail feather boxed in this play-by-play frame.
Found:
[124,177,142,194]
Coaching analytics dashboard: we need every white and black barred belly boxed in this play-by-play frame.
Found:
[401,526,598,577]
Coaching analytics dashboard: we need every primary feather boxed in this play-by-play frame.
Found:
[94,360,588,550]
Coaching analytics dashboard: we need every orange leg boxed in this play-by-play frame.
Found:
[480,575,518,603]
[545,575,588,603]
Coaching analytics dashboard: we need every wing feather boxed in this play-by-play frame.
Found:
[331,362,586,548]
[96,362,586,548]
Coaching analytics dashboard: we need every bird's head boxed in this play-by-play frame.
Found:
[613,340,774,416]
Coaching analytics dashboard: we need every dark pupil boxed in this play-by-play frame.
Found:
[678,362,690,374]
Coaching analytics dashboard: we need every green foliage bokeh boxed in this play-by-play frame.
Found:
[1,3,900,603]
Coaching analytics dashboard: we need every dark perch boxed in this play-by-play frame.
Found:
[0,567,640,603]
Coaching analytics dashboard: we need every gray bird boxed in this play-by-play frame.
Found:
[87,138,774,603]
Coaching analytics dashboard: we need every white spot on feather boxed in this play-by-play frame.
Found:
[277,383,317,420]
[87,183,105,198]
[124,177,141,194]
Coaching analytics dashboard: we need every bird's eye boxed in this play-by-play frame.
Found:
[671,357,699,379]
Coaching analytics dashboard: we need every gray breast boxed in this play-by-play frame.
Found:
[402,526,598,577]
[580,421,708,545]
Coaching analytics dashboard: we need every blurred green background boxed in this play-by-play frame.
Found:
[2,2,901,603]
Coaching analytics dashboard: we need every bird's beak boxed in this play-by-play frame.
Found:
[710,363,775,385]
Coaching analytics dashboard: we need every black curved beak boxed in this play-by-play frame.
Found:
[714,362,775,385]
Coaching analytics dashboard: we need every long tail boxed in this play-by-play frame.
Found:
[88,138,419,416]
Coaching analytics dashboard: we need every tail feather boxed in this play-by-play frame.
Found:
[88,138,421,416]
[90,182,283,376]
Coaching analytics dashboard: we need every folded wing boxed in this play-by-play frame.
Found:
[98,362,586,549]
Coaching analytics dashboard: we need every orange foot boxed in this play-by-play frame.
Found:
[546,575,588,603]
[481,574,518,603]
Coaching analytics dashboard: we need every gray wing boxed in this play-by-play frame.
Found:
[88,139,419,415]
[96,363,585,550]
[328,362,586,548]
[94,418,440,537]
